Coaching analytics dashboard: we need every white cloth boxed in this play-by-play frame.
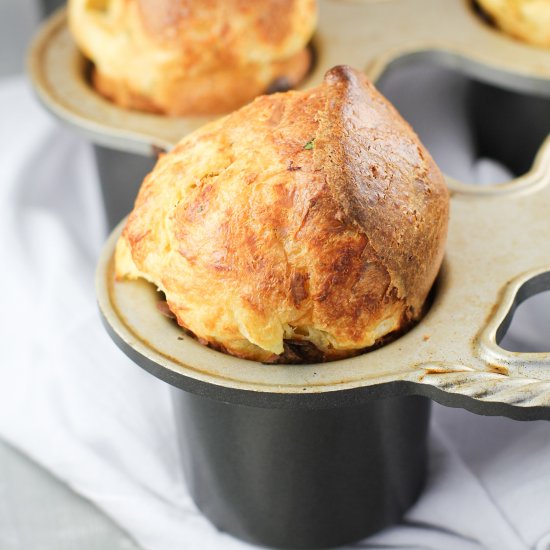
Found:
[1,74,550,550]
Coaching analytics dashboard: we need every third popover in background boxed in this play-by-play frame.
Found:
[115,65,449,363]
[68,0,317,115]
[477,0,550,48]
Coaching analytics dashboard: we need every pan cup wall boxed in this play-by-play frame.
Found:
[171,389,430,549]
[377,60,550,183]
[94,146,157,230]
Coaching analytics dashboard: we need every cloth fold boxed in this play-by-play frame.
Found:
[1,75,550,550]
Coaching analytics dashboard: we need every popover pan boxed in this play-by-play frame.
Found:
[96,150,550,546]
[30,0,550,547]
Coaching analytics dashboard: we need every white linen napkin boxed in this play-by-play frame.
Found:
[1,74,550,550]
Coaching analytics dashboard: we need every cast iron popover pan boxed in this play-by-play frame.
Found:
[30,0,550,548]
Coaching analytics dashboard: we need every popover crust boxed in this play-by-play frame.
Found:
[116,66,449,362]
[477,0,550,48]
[68,0,317,115]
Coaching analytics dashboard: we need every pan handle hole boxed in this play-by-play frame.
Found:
[377,59,550,185]
[497,272,550,353]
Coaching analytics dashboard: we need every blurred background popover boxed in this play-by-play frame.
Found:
[68,0,317,115]
[477,0,550,48]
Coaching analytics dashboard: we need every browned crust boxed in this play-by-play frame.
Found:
[92,47,312,116]
[476,0,550,48]
[92,68,164,114]
[136,0,298,46]
[316,66,449,321]
[116,65,449,362]
[69,0,317,116]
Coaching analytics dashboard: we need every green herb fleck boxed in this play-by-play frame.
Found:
[303,139,315,150]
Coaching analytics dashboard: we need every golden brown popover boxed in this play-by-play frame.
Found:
[68,0,317,115]
[477,0,550,48]
[115,66,449,363]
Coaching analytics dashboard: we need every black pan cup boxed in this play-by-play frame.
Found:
[467,81,550,178]
[97,222,432,549]
[170,391,430,549]
[39,0,65,17]
[93,146,156,230]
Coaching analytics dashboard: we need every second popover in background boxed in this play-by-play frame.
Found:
[68,0,317,115]
[477,0,550,48]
